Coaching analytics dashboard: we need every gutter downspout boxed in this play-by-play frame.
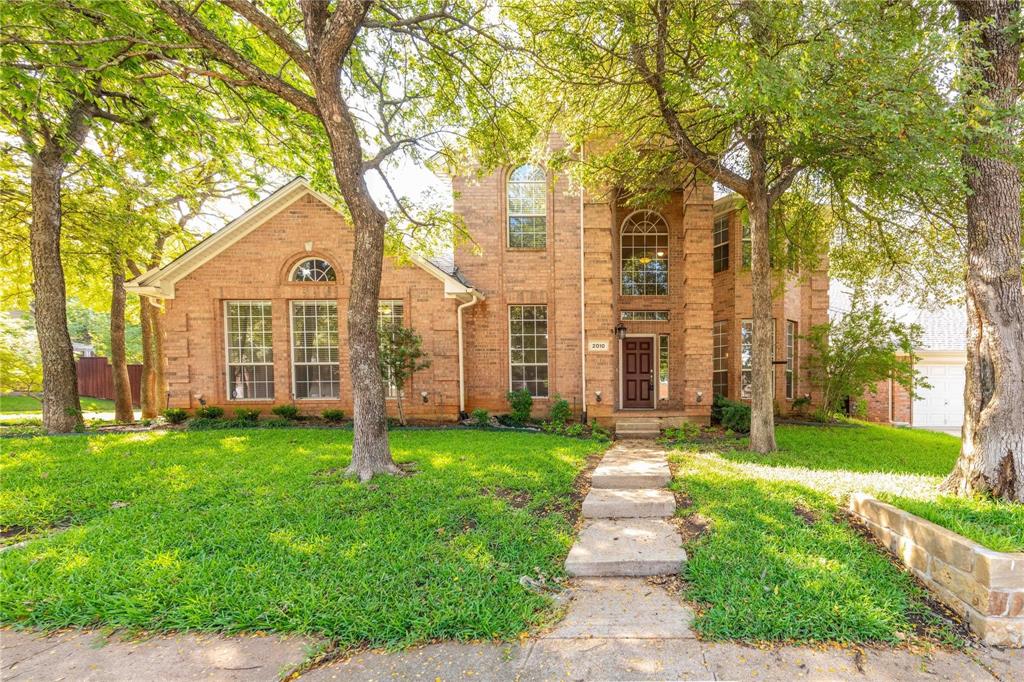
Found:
[457,292,482,419]
[578,146,588,424]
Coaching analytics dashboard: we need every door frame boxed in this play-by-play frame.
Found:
[618,333,658,410]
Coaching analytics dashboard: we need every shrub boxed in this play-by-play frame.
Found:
[564,423,585,437]
[162,408,188,424]
[194,406,224,419]
[321,409,345,423]
[791,395,811,415]
[264,418,292,428]
[664,422,701,441]
[234,408,260,423]
[506,389,533,425]
[187,417,229,431]
[590,422,611,443]
[470,408,490,426]
[549,395,572,424]
[720,400,751,434]
[271,404,300,420]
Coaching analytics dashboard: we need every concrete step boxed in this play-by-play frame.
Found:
[614,429,660,440]
[565,519,687,577]
[591,456,671,489]
[582,488,676,518]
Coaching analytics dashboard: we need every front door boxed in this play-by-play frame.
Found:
[622,337,655,408]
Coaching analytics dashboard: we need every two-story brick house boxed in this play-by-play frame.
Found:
[127,166,828,427]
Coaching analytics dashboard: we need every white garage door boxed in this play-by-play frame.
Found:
[913,363,965,428]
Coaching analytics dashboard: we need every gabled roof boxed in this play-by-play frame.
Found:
[125,178,480,301]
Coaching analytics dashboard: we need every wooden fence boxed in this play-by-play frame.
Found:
[76,356,143,406]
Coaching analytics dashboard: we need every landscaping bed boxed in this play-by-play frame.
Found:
[0,428,604,647]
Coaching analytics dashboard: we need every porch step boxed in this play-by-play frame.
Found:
[565,518,687,577]
[614,419,661,440]
[591,451,671,489]
[582,488,676,518]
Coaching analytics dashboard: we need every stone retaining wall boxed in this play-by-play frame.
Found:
[848,493,1023,647]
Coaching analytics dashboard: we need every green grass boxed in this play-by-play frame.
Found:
[0,394,116,413]
[880,494,1024,553]
[0,428,603,646]
[671,450,953,644]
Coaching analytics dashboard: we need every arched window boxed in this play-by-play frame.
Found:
[620,210,669,296]
[507,164,547,249]
[290,258,336,282]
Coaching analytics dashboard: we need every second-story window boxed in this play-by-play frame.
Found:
[713,216,730,273]
[621,210,669,296]
[507,164,547,249]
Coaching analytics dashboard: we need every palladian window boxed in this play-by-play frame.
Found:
[620,210,669,296]
[291,258,336,282]
[507,164,547,249]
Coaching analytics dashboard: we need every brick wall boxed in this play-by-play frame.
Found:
[163,193,461,420]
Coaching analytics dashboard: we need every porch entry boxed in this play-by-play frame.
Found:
[621,336,655,409]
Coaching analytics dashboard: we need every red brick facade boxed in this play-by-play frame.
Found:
[132,172,829,424]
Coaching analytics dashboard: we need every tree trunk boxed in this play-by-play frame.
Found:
[139,297,159,418]
[942,0,1023,501]
[396,391,406,426]
[747,127,777,453]
[109,259,134,423]
[312,70,398,481]
[152,299,168,412]
[30,138,87,433]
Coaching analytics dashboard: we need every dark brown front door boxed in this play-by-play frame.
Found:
[622,337,655,408]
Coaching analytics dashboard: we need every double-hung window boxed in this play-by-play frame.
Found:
[713,216,730,273]
[225,301,274,400]
[509,304,548,397]
[507,164,547,249]
[786,320,797,399]
[740,319,776,400]
[291,301,339,399]
[713,320,728,398]
[378,300,405,397]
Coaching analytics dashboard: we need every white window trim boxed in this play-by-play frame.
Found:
[508,304,550,399]
[713,320,728,397]
[289,300,340,401]
[506,165,548,250]
[289,258,336,282]
[740,318,776,401]
[713,215,730,273]
[378,299,406,399]
[224,300,274,402]
[619,209,670,297]
[786,320,797,400]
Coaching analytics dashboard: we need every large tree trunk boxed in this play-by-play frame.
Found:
[942,0,1023,501]
[747,127,777,453]
[152,299,167,412]
[312,71,398,482]
[139,296,159,418]
[29,117,90,433]
[109,259,134,423]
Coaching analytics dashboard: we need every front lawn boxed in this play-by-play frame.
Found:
[0,394,115,413]
[0,429,603,647]
[666,422,1024,643]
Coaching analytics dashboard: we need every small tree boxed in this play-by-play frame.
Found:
[805,297,927,419]
[0,315,43,394]
[378,324,431,427]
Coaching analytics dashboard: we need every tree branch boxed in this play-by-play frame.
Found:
[218,0,312,74]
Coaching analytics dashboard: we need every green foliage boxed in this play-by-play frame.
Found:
[548,395,572,425]
[880,495,1024,553]
[721,401,752,435]
[805,295,926,417]
[790,395,812,415]
[162,408,187,425]
[589,422,611,443]
[470,408,490,426]
[0,315,42,393]
[0,429,602,645]
[505,389,533,426]
[194,406,224,420]
[663,422,702,442]
[378,324,431,426]
[233,408,260,423]
[271,404,300,420]
[321,409,345,423]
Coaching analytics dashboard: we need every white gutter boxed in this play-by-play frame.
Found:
[578,149,588,422]
[457,292,483,416]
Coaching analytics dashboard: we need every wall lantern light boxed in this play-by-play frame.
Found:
[421,391,429,403]
[696,391,704,403]
[595,390,603,403]
[614,322,627,340]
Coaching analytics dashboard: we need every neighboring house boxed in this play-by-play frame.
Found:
[126,169,827,427]
[830,282,967,430]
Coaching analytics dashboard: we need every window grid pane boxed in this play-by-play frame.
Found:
[291,301,339,400]
[786,320,797,400]
[658,335,669,401]
[508,165,547,249]
[713,320,728,398]
[621,310,669,321]
[378,300,405,397]
[740,319,775,400]
[226,301,274,400]
[620,211,669,296]
[291,258,336,282]
[713,216,730,273]
[509,304,548,397]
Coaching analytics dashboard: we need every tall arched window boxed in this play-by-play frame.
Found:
[290,258,336,282]
[507,164,547,249]
[620,210,669,295]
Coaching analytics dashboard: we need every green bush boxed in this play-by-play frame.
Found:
[321,409,345,423]
[194,406,224,419]
[187,417,230,431]
[549,395,572,424]
[590,422,611,443]
[234,408,260,423]
[471,408,490,426]
[162,408,188,424]
[563,423,585,437]
[264,418,292,428]
[721,400,751,434]
[664,422,701,441]
[505,389,533,425]
[271,404,300,420]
